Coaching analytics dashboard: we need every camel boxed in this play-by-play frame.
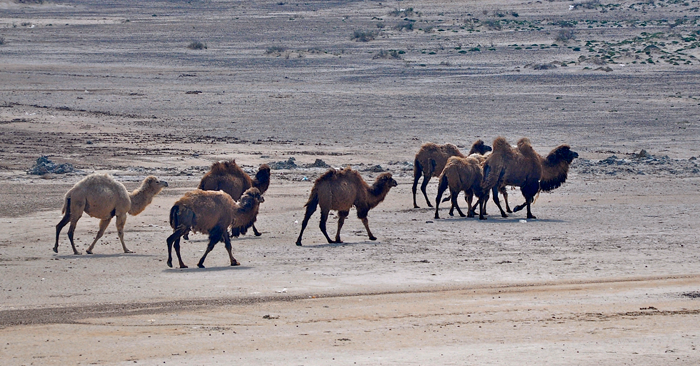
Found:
[412,139,491,208]
[197,160,270,237]
[54,174,168,255]
[296,168,398,246]
[167,187,264,268]
[434,156,488,220]
[511,143,579,213]
[482,137,578,219]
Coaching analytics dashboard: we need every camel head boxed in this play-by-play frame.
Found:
[375,172,398,189]
[547,145,579,165]
[239,187,264,211]
[469,139,492,155]
[143,176,169,190]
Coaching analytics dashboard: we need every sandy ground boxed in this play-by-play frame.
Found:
[1,0,700,364]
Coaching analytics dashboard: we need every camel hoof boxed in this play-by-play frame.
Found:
[124,250,134,254]
[197,264,205,268]
[527,215,537,220]
[231,260,240,266]
[296,242,303,246]
[167,261,173,268]
[254,232,262,237]
[52,246,58,253]
[181,264,188,269]
[84,250,92,255]
[413,205,420,209]
[479,216,487,220]
[369,236,377,241]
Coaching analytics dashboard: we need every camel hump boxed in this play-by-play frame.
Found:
[492,137,510,152]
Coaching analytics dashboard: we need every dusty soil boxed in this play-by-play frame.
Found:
[1,0,700,364]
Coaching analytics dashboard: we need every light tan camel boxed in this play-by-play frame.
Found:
[54,174,168,255]
[167,187,264,268]
[296,168,398,246]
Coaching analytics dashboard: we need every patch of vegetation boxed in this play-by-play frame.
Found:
[373,49,403,60]
[395,20,414,31]
[265,46,287,54]
[556,29,576,43]
[187,41,207,50]
[389,8,415,17]
[484,19,502,31]
[352,29,378,42]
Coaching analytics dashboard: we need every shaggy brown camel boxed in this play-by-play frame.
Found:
[482,137,542,219]
[296,168,398,246]
[482,137,578,219]
[197,160,270,237]
[511,143,579,213]
[54,174,168,255]
[167,187,264,268]
[434,156,488,220]
[412,139,491,208]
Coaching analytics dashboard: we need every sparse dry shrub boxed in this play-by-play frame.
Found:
[556,29,576,43]
[484,19,502,31]
[373,49,402,60]
[395,21,414,31]
[352,29,377,42]
[187,41,207,50]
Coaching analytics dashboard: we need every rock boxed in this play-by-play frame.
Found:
[269,157,297,170]
[28,156,76,175]
[305,159,330,168]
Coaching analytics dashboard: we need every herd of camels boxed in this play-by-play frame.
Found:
[54,136,578,268]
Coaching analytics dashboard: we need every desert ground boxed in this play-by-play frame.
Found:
[1,0,700,364]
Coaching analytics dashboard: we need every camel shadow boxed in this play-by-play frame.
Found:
[478,217,567,224]
[53,253,157,259]
[163,265,253,273]
[300,240,381,248]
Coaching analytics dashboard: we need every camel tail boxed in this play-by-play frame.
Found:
[303,188,319,210]
[413,158,423,180]
[61,196,70,215]
[169,205,179,229]
[437,174,449,197]
[482,163,504,190]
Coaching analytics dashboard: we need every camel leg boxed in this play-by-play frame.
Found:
[450,190,466,217]
[434,174,449,219]
[66,220,81,255]
[166,228,187,268]
[491,186,508,218]
[421,175,433,208]
[223,232,240,266]
[478,195,488,220]
[335,210,349,243]
[198,226,224,268]
[296,198,318,246]
[318,208,334,244]
[63,198,84,255]
[465,191,474,218]
[359,217,377,241]
[501,186,512,213]
[85,217,112,254]
[412,171,421,208]
[252,224,262,237]
[114,213,133,254]
[54,211,71,254]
